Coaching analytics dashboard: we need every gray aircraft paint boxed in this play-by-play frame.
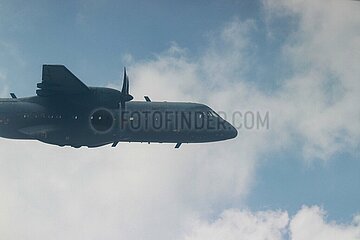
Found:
[0,65,237,148]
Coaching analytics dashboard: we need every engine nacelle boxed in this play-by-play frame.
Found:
[89,108,115,133]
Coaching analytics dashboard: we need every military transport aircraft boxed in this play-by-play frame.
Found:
[0,65,237,148]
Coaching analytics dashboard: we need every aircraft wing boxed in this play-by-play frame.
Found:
[36,65,90,97]
[18,124,59,139]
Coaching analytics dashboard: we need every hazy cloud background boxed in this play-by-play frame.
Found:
[0,0,359,239]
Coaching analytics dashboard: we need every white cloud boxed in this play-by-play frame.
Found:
[183,209,289,240]
[182,206,360,240]
[0,139,255,239]
[290,206,360,240]
[127,0,360,161]
[263,0,360,159]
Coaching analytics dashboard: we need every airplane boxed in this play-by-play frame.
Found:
[0,65,237,148]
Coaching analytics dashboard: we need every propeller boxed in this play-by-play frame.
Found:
[120,67,134,110]
[109,68,134,148]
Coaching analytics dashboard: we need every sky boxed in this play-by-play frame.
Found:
[0,0,360,239]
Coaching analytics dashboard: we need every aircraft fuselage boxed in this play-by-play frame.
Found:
[0,65,237,148]
[0,88,237,148]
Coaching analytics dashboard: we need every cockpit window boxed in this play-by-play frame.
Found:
[211,110,220,118]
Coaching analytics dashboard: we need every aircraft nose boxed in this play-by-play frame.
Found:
[226,122,238,139]
[215,121,237,140]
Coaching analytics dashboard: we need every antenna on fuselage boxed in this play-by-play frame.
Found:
[10,93,17,99]
[144,96,151,102]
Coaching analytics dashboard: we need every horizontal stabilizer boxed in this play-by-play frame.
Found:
[37,65,90,96]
